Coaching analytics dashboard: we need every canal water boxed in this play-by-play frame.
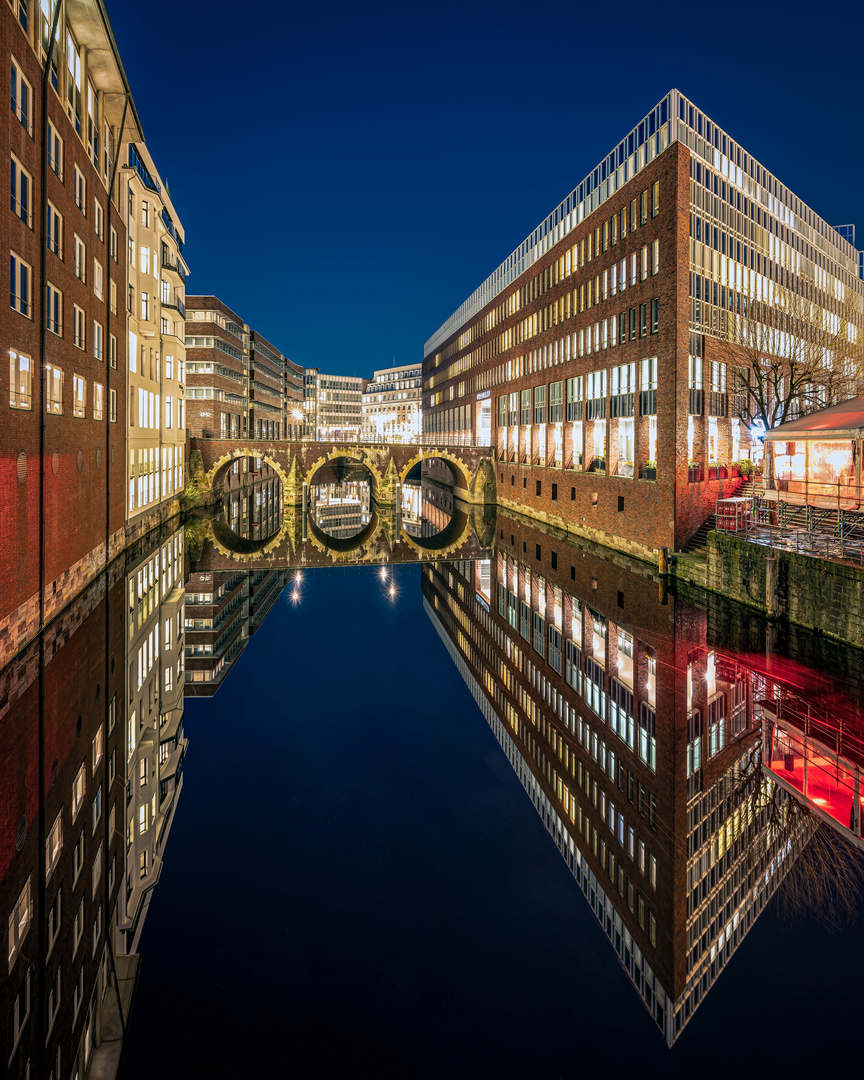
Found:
[123,499,864,1077]
[6,480,864,1079]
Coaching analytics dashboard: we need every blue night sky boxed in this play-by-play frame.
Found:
[110,0,862,377]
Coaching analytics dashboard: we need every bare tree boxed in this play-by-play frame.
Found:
[710,281,864,480]
[734,741,864,929]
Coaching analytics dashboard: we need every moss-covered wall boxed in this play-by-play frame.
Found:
[704,532,864,649]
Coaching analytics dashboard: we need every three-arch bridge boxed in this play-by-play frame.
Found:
[188,438,496,509]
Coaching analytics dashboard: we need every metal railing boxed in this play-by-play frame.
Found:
[715,480,864,567]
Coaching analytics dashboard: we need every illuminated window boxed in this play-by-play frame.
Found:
[72,374,85,417]
[9,349,31,409]
[10,252,31,317]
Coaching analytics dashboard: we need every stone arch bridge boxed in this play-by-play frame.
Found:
[188,438,496,507]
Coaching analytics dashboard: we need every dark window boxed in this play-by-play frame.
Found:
[650,298,659,334]
[500,529,504,540]
[535,480,542,496]
[639,303,647,338]
[500,473,503,482]
[570,566,576,580]
[617,590,624,607]
[535,544,541,560]
[551,483,558,501]
[551,551,558,570]
[522,541,527,553]
[523,477,527,489]
[510,534,514,546]
[571,487,576,500]
[510,475,515,485]
[617,496,625,512]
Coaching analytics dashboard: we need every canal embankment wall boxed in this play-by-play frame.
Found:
[671,532,864,649]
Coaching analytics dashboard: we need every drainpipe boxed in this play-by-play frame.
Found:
[37,5,63,1073]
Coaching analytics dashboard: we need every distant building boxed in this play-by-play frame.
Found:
[361,363,423,442]
[185,297,249,438]
[303,369,366,441]
[185,297,301,441]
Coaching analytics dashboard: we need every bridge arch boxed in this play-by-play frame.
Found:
[206,447,291,497]
[206,514,293,563]
[399,506,472,557]
[305,509,383,560]
[398,449,471,492]
[305,448,386,498]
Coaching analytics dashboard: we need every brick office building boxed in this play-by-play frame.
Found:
[422,91,864,559]
[423,512,801,1042]
[186,296,302,441]
[1,0,135,667]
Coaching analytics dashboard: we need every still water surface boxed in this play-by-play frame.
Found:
[121,544,864,1078]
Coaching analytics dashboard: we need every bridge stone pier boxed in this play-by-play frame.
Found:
[188,438,496,509]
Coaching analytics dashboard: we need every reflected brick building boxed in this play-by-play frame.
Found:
[422,512,802,1041]
[1,566,126,1079]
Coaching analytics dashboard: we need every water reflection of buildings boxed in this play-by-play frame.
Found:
[401,482,453,538]
[311,481,371,539]
[184,568,289,695]
[223,471,284,542]
[0,521,187,1079]
[120,529,187,953]
[422,514,809,1044]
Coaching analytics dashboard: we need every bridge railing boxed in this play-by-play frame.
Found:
[187,431,494,450]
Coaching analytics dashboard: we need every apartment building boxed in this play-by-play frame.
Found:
[184,296,248,439]
[1,0,134,667]
[123,141,188,543]
[422,90,864,558]
[361,362,423,442]
[303,368,366,441]
[423,511,802,1042]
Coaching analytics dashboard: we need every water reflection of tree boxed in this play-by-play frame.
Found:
[737,743,864,929]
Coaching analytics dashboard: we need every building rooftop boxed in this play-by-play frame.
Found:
[424,89,862,357]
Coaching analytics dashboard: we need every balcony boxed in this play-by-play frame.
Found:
[688,463,704,483]
[161,245,187,282]
[162,293,186,318]
[128,143,160,192]
[588,456,606,473]
[161,207,184,252]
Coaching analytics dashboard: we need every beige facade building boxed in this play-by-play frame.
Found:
[361,363,422,442]
[124,142,187,542]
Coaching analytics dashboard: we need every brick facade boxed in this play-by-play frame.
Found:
[0,0,128,664]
